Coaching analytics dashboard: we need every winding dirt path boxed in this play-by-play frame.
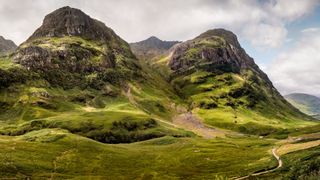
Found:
[233,147,282,180]
[233,136,320,180]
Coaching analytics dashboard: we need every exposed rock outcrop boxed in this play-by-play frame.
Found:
[169,29,256,72]
[169,29,272,85]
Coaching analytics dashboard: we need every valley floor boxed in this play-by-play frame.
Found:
[0,127,319,179]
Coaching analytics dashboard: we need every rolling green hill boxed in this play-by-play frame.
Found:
[0,6,319,179]
[285,93,320,120]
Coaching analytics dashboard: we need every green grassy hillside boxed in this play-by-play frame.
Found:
[0,129,278,179]
[151,29,316,138]
[285,93,320,119]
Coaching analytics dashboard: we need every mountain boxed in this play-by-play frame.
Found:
[285,93,320,119]
[13,6,140,89]
[0,36,17,55]
[130,36,180,60]
[1,6,184,143]
[0,6,319,179]
[152,28,313,135]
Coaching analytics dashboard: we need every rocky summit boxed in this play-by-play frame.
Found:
[29,6,121,43]
[169,29,257,73]
[13,6,135,74]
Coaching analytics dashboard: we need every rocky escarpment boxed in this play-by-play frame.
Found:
[169,29,273,84]
[0,36,17,55]
[13,6,135,73]
[14,38,116,73]
[170,29,256,73]
[28,6,124,44]
[130,36,180,60]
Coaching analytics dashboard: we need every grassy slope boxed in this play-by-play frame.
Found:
[152,52,316,138]
[285,93,320,119]
[258,145,320,179]
[0,129,277,179]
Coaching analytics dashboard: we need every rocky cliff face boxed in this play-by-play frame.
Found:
[28,6,122,44]
[14,6,135,73]
[130,36,180,60]
[169,29,273,85]
[0,36,17,54]
[170,29,257,73]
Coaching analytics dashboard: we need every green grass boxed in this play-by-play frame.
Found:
[165,67,318,137]
[20,36,105,53]
[0,130,277,179]
[258,146,320,179]
[0,57,20,70]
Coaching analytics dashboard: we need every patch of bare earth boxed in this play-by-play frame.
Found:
[173,112,225,138]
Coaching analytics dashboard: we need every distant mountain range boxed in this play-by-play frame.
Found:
[0,36,17,55]
[285,93,320,119]
[130,36,180,60]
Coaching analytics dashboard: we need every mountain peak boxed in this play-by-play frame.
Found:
[169,28,255,73]
[197,28,241,48]
[146,36,161,41]
[28,6,117,42]
[130,36,180,60]
[14,6,136,75]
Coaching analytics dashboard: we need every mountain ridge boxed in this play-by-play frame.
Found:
[285,93,320,119]
[0,36,17,55]
[130,36,180,60]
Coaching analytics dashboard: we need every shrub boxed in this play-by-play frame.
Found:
[0,68,30,89]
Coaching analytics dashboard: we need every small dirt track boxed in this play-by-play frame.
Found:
[233,147,282,180]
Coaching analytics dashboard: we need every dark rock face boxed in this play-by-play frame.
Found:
[169,29,256,72]
[130,36,180,60]
[29,6,120,43]
[14,45,115,73]
[14,6,134,73]
[0,36,17,54]
[168,29,271,83]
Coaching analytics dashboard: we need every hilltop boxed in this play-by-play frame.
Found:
[130,36,180,60]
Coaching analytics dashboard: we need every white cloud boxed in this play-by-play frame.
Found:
[0,0,318,49]
[266,28,320,96]
[268,0,319,21]
[302,27,320,33]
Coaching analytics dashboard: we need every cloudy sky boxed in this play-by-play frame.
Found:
[0,0,319,96]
